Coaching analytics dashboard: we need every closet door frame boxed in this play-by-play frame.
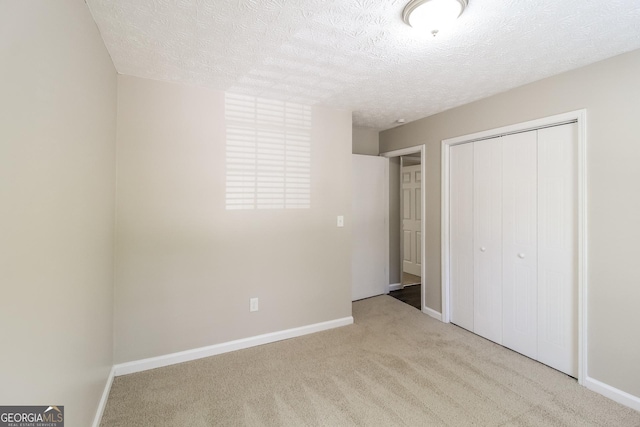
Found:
[441,109,587,385]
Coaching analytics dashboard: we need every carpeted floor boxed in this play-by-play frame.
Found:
[101,296,640,426]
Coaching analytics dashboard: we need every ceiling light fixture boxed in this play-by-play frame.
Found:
[402,0,468,36]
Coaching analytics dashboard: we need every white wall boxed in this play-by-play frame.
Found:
[352,127,379,155]
[380,49,640,400]
[114,75,353,363]
[0,1,117,425]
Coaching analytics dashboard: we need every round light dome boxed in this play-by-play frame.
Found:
[402,0,468,35]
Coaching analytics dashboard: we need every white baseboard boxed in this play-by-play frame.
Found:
[422,306,443,322]
[113,316,354,377]
[388,283,402,292]
[92,366,115,427]
[584,376,640,412]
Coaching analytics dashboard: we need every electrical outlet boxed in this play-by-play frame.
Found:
[250,297,259,312]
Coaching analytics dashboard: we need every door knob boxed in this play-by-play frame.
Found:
[480,247,486,252]
[518,253,525,259]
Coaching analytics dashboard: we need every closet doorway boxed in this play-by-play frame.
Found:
[441,110,587,383]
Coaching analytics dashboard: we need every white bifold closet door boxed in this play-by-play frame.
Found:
[449,123,578,377]
[537,125,578,377]
[449,143,474,332]
[473,137,503,344]
[502,131,539,360]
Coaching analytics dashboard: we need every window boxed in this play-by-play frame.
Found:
[225,93,311,210]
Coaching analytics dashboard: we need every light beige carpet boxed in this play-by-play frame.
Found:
[101,296,640,426]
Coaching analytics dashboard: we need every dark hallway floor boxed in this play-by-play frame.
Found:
[388,283,420,310]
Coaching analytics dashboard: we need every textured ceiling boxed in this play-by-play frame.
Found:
[87,0,640,130]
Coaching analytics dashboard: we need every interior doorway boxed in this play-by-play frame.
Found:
[400,154,422,286]
[379,146,426,312]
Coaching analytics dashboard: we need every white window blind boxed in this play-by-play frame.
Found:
[225,93,311,210]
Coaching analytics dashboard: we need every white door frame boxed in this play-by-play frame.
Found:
[380,145,431,316]
[441,109,587,385]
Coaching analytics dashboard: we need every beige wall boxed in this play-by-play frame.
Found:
[352,127,379,155]
[0,1,117,425]
[114,75,353,363]
[380,49,640,398]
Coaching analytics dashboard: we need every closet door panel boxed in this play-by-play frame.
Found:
[450,143,474,331]
[502,131,538,360]
[473,138,503,343]
[537,124,578,377]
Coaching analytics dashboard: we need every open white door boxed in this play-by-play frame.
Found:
[402,164,422,277]
[352,155,388,301]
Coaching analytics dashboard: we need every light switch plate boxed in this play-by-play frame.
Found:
[337,215,344,227]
